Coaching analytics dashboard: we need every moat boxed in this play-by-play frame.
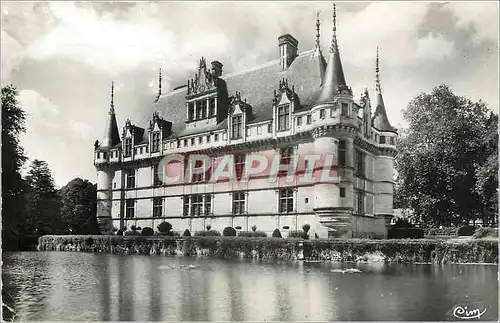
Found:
[3,252,498,321]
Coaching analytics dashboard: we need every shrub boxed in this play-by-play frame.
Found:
[194,230,221,237]
[457,226,475,236]
[157,221,173,234]
[388,228,424,239]
[392,219,413,229]
[223,227,237,237]
[302,224,311,233]
[124,230,140,236]
[238,231,267,238]
[206,224,212,231]
[85,237,94,246]
[251,225,257,232]
[288,231,308,239]
[473,227,498,239]
[116,229,124,236]
[272,229,282,238]
[136,226,142,231]
[141,227,154,236]
[183,229,191,237]
[130,225,137,231]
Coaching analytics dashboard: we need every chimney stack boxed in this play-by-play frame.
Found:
[278,34,299,70]
[211,61,223,78]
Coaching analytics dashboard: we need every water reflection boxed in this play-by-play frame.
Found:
[2,252,498,321]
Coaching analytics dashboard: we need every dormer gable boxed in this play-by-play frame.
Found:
[272,79,299,133]
[122,119,145,157]
[228,92,252,141]
[186,57,218,98]
[148,111,172,139]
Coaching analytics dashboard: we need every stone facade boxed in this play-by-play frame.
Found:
[94,6,397,238]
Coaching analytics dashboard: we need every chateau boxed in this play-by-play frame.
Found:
[94,6,398,239]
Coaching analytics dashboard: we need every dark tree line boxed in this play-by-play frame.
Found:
[395,85,498,227]
[2,86,99,251]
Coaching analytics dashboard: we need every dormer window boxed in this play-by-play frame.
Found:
[320,109,326,119]
[188,102,195,120]
[196,101,202,119]
[341,103,349,116]
[277,104,290,131]
[151,132,160,153]
[231,115,242,139]
[209,97,216,117]
[124,138,132,157]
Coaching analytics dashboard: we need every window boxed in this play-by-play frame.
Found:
[124,138,132,157]
[191,194,203,216]
[267,123,273,133]
[354,190,365,215]
[355,150,365,177]
[183,196,190,216]
[231,115,242,139]
[380,136,386,144]
[277,104,290,131]
[330,108,335,117]
[177,140,181,148]
[125,199,135,218]
[153,164,163,186]
[209,97,216,116]
[151,132,161,152]
[390,137,395,145]
[191,138,195,145]
[232,192,246,215]
[341,103,348,116]
[125,169,135,189]
[200,99,207,118]
[279,188,294,213]
[198,137,203,144]
[340,188,346,197]
[320,109,326,119]
[196,101,202,119]
[306,115,312,124]
[338,140,346,167]
[139,147,143,154]
[191,159,205,183]
[188,102,195,121]
[215,133,219,141]
[184,139,188,147]
[257,126,262,135]
[153,197,163,217]
[246,128,250,137]
[205,195,212,215]
[234,154,245,181]
[206,135,211,143]
[297,116,302,126]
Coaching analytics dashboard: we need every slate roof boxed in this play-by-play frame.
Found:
[137,49,326,139]
[372,92,397,133]
[99,110,120,149]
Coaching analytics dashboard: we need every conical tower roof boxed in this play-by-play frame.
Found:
[316,4,349,104]
[99,82,121,148]
[311,12,327,84]
[371,47,396,133]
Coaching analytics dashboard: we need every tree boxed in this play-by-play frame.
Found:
[396,85,496,227]
[60,178,99,234]
[25,160,67,235]
[2,85,27,250]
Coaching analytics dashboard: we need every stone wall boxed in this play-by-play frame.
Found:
[38,235,498,264]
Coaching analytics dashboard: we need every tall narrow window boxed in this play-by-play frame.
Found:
[306,115,312,124]
[124,138,132,157]
[232,192,246,215]
[191,159,205,183]
[206,135,211,143]
[390,137,395,145]
[234,154,245,181]
[354,190,365,215]
[355,150,365,177]
[297,116,302,126]
[279,147,293,177]
[320,109,326,119]
[267,123,273,133]
[125,169,135,189]
[215,133,219,141]
[277,104,290,131]
[341,103,349,116]
[201,100,207,119]
[153,164,163,186]
[183,196,190,216]
[188,102,195,121]
[340,187,346,197]
[209,97,216,116]
[191,194,203,216]
[153,197,163,217]
[278,188,294,213]
[151,132,161,153]
[231,115,242,139]
[338,140,346,167]
[125,199,135,218]
[205,194,212,215]
[380,136,386,144]
[196,101,202,119]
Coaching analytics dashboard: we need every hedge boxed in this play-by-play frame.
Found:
[388,228,424,239]
[457,226,475,236]
[194,230,221,237]
[237,231,267,238]
[472,227,498,239]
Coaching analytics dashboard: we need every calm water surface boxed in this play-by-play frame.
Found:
[2,252,498,321]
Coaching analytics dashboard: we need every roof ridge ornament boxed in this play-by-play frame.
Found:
[375,46,382,93]
[110,81,115,113]
[155,69,162,103]
[330,3,338,54]
[316,12,321,50]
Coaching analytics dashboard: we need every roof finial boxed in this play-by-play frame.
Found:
[156,68,162,102]
[375,46,382,93]
[331,3,338,53]
[110,81,115,112]
[315,12,321,48]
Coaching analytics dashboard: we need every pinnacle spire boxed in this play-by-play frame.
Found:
[100,81,121,149]
[315,12,321,49]
[155,68,162,102]
[375,46,381,93]
[315,3,349,104]
[110,81,115,112]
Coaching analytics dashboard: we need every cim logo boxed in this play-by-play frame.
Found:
[450,304,488,320]
[156,152,341,185]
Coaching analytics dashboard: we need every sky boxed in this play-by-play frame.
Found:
[1,1,498,187]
